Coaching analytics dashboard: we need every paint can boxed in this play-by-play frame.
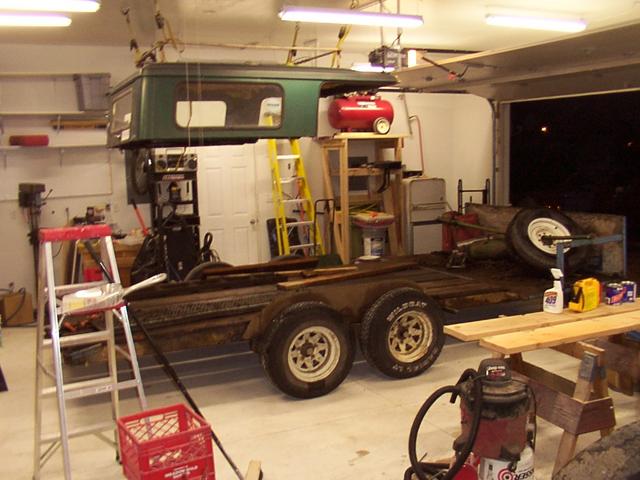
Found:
[622,281,637,302]
[605,282,624,305]
[362,227,386,257]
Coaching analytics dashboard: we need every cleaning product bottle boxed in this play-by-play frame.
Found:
[543,268,564,313]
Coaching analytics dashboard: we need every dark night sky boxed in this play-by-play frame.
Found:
[510,91,640,238]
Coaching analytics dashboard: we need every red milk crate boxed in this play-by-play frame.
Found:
[117,404,215,480]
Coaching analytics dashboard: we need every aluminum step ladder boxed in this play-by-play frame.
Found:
[33,224,148,480]
[267,138,325,256]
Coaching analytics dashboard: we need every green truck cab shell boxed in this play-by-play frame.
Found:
[108,62,397,149]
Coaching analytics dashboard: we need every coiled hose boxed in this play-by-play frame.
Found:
[406,369,484,480]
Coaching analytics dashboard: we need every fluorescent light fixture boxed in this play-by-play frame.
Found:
[406,49,418,68]
[0,0,100,12]
[279,5,423,28]
[351,63,395,73]
[485,13,586,33]
[0,14,71,26]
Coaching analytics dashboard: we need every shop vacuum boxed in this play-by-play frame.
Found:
[406,359,535,480]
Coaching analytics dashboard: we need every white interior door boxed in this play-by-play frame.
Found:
[197,144,260,265]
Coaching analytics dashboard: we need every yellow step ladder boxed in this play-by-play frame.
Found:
[267,138,325,256]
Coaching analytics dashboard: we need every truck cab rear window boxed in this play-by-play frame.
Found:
[175,82,282,129]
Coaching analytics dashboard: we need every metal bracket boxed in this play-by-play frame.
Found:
[578,352,598,382]
[547,233,625,275]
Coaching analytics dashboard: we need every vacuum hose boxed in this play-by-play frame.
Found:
[406,369,484,480]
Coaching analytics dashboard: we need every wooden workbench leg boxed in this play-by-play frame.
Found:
[553,351,604,475]
[509,353,524,370]
[592,360,614,438]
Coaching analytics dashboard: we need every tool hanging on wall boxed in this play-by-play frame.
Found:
[18,183,51,287]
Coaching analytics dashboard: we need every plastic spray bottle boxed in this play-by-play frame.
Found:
[543,268,564,313]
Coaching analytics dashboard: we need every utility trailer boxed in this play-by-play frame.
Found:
[98,204,627,399]
[98,255,540,399]
[65,203,627,398]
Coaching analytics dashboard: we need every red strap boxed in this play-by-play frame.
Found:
[39,224,112,242]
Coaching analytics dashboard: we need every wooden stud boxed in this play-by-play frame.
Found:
[277,261,417,290]
[245,460,263,480]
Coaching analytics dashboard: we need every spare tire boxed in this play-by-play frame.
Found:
[553,421,640,479]
[506,208,589,272]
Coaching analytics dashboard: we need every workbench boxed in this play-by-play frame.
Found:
[444,302,640,474]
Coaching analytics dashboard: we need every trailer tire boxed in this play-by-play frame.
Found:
[260,301,354,399]
[506,208,589,272]
[360,288,443,379]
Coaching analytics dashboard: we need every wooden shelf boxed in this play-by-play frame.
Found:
[0,144,105,151]
[319,135,405,263]
[0,72,109,78]
[330,167,385,176]
[0,111,106,119]
[322,133,407,140]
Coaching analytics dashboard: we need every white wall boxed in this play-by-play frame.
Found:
[309,92,494,212]
[0,42,494,302]
[0,44,141,301]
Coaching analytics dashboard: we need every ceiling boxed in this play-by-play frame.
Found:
[1,0,640,64]
[395,21,640,102]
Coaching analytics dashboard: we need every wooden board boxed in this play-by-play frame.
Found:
[444,302,640,341]
[277,262,417,290]
[479,311,640,355]
[427,284,509,299]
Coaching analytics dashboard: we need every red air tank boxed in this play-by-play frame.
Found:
[328,95,394,134]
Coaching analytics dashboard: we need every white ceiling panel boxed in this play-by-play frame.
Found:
[0,0,637,56]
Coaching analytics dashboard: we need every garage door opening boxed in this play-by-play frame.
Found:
[509,91,640,242]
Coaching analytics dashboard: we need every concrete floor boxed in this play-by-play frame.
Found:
[0,326,638,480]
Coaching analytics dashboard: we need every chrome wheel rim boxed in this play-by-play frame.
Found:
[287,326,340,382]
[527,218,571,255]
[387,310,432,363]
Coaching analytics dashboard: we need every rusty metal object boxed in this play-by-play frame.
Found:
[70,257,544,364]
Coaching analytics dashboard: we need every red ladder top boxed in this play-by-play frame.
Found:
[39,224,113,243]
